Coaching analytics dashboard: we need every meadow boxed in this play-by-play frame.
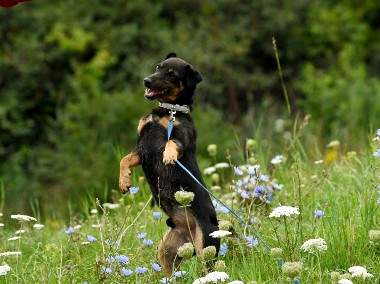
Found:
[0,123,379,284]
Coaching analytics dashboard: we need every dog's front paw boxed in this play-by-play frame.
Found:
[163,140,178,165]
[119,169,132,194]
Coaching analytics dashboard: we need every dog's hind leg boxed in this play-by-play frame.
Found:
[119,149,140,194]
[157,228,187,276]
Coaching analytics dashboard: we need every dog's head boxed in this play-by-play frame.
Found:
[143,53,202,106]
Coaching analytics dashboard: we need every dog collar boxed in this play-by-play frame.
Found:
[159,102,190,114]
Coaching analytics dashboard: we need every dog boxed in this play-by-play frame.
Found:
[119,53,220,275]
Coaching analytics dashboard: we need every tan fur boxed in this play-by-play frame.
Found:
[163,140,179,165]
[137,114,152,135]
[119,150,140,193]
[158,210,204,276]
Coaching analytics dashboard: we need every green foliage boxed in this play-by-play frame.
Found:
[1,0,380,216]
[0,127,379,283]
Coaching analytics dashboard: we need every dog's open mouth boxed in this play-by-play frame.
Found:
[145,88,164,99]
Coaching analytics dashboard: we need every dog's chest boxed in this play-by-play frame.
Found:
[137,113,179,136]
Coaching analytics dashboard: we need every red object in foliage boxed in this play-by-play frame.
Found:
[0,0,32,8]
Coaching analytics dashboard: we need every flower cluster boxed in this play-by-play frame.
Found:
[193,271,229,284]
[231,162,284,204]
[269,206,300,218]
[300,238,328,254]
[348,266,373,279]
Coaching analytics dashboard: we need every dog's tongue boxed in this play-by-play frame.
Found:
[145,88,159,98]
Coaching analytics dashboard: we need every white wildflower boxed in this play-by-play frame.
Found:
[228,281,244,284]
[81,242,90,245]
[348,266,373,279]
[205,271,229,282]
[8,236,21,241]
[314,160,324,164]
[11,214,37,222]
[214,163,230,169]
[338,280,353,284]
[300,238,327,254]
[91,224,102,228]
[103,203,120,210]
[0,264,11,276]
[90,209,98,214]
[193,276,209,284]
[74,225,82,230]
[271,155,283,164]
[204,167,216,175]
[269,206,300,218]
[209,230,232,238]
[211,186,222,191]
[0,224,4,227]
[0,251,22,257]
[33,224,44,230]
[15,230,25,235]
[0,213,3,217]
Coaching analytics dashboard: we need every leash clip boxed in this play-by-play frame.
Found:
[169,109,176,121]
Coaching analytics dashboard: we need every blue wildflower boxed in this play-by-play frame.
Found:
[314,210,324,218]
[105,239,114,246]
[234,166,244,176]
[153,212,161,219]
[219,243,228,257]
[246,235,259,247]
[121,267,133,276]
[254,185,263,197]
[137,232,147,239]
[106,256,115,263]
[143,239,153,246]
[116,254,129,265]
[213,200,229,213]
[87,235,97,242]
[241,191,250,199]
[174,271,187,277]
[236,179,244,187]
[65,226,75,235]
[136,267,148,274]
[374,149,380,157]
[103,267,112,274]
[271,181,283,190]
[130,187,139,194]
[160,278,172,284]
[248,166,258,175]
[152,263,162,272]
[259,174,269,182]
[376,129,380,136]
[251,217,259,224]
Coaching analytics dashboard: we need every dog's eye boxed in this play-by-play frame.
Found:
[167,70,176,78]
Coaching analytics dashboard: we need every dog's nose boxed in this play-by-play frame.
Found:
[143,77,152,87]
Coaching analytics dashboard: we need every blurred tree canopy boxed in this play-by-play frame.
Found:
[1,0,380,216]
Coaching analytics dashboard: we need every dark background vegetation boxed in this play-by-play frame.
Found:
[1,0,380,218]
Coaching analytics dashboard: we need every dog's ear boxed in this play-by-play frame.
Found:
[186,65,202,88]
[164,52,177,60]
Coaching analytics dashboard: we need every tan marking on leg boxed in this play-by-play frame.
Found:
[158,228,186,276]
[119,150,140,193]
[137,114,152,135]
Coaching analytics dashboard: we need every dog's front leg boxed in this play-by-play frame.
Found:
[119,150,140,193]
[163,139,182,165]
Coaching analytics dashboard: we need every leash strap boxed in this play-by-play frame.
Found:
[166,114,300,283]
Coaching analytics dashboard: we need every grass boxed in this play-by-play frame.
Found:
[0,125,379,284]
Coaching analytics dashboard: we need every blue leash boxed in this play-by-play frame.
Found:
[167,117,300,283]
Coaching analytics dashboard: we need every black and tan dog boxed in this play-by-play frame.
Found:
[119,53,220,275]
